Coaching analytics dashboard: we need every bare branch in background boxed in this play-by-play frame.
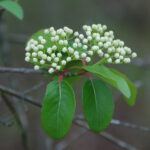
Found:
[111,119,150,132]
[0,20,30,150]
[0,67,82,77]
[0,2,148,149]
[0,119,14,127]
[54,128,87,150]
[1,84,150,133]
[0,67,48,74]
[0,84,149,150]
[100,132,137,150]
[0,84,42,107]
[73,119,138,150]
[23,82,44,95]
[74,115,150,132]
[1,93,29,150]
[21,82,44,112]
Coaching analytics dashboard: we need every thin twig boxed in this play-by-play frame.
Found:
[0,84,42,107]
[0,84,147,150]
[0,67,81,77]
[74,115,150,132]
[111,119,150,132]
[100,132,137,150]
[0,19,30,150]
[54,128,87,150]
[0,67,48,74]
[1,84,149,133]
[1,84,149,132]
[73,120,137,150]
[0,119,14,127]
[1,93,29,150]
[22,82,44,112]
[23,82,44,95]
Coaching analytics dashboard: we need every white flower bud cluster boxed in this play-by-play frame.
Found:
[82,24,137,64]
[25,24,137,74]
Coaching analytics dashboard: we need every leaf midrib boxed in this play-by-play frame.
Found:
[56,82,62,136]
[85,66,130,98]
[91,80,98,114]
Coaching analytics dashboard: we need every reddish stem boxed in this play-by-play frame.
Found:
[59,74,63,84]
[86,73,93,81]
[78,70,87,76]
[82,60,87,66]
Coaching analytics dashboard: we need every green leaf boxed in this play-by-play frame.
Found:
[82,78,114,132]
[53,75,81,86]
[41,80,76,139]
[65,60,82,72]
[0,0,23,20]
[83,65,137,106]
[64,76,81,85]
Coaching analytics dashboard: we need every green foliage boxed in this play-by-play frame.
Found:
[0,0,23,20]
[40,57,136,139]
[83,64,136,106]
[41,64,136,139]
[41,80,76,139]
[25,27,137,139]
[82,78,114,132]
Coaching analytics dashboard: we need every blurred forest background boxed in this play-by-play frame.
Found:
[0,0,150,150]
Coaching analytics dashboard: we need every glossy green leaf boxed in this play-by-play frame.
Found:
[63,75,81,85]
[0,1,23,20]
[52,75,81,86]
[41,80,76,139]
[83,64,136,106]
[65,60,82,72]
[82,78,114,132]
